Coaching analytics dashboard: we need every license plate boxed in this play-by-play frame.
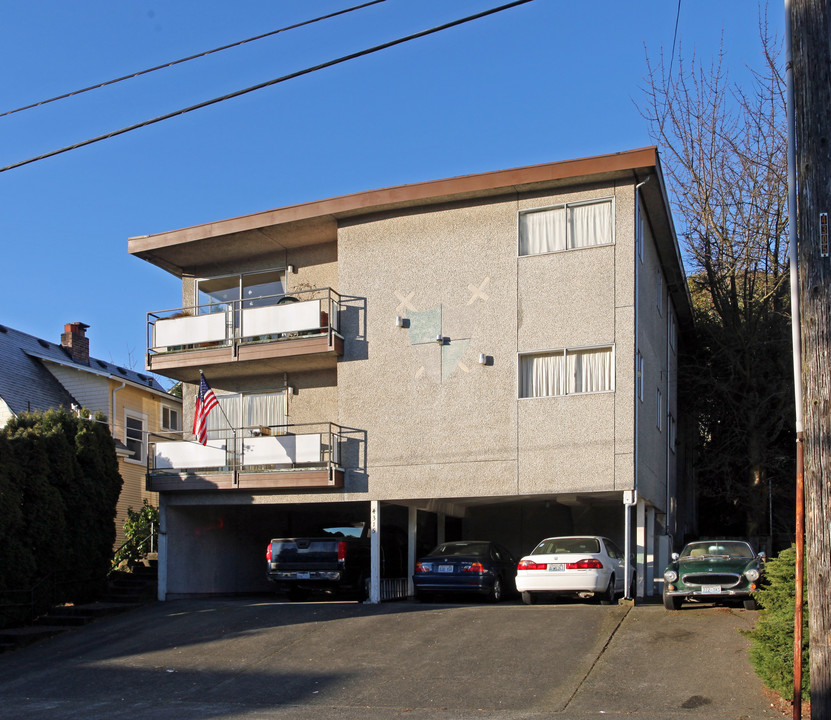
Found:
[438,565,454,573]
[296,572,310,580]
[702,584,721,594]
[547,563,565,572]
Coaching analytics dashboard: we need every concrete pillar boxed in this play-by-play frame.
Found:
[646,505,655,596]
[407,507,417,597]
[157,496,168,602]
[369,500,380,604]
[636,499,646,598]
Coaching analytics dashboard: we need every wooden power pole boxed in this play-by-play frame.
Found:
[790,0,831,716]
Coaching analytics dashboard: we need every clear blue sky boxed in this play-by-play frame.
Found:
[1,1,782,386]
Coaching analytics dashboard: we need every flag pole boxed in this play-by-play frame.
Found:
[198,370,238,476]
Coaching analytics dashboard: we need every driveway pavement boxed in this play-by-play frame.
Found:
[0,596,781,719]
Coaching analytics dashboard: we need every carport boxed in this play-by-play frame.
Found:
[156,490,661,602]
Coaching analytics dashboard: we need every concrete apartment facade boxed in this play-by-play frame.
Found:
[129,147,692,601]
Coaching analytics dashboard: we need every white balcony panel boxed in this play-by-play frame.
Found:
[242,300,320,338]
[154,312,228,348]
[242,434,322,466]
[154,440,227,469]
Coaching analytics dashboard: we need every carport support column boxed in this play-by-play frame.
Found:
[636,499,646,598]
[157,496,168,602]
[407,507,417,597]
[369,501,381,604]
[646,506,655,596]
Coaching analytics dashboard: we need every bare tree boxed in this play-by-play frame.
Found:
[639,12,794,539]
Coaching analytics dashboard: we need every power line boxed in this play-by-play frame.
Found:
[667,0,682,85]
[0,0,534,174]
[0,0,388,119]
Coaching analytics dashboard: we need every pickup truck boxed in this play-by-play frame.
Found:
[266,523,371,601]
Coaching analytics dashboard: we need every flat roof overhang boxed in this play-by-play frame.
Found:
[129,146,692,330]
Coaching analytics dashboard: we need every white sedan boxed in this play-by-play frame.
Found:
[515,535,631,605]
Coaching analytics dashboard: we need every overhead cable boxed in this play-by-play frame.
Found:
[0,0,534,174]
[0,0,388,119]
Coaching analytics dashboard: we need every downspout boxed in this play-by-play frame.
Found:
[626,175,651,600]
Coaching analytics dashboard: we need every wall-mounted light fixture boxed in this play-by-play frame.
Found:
[395,316,405,327]
[436,334,443,344]
[478,353,487,365]
[287,264,295,274]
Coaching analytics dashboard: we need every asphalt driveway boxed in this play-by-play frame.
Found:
[0,597,780,720]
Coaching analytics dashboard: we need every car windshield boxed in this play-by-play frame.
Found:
[319,524,365,539]
[680,541,754,559]
[427,542,490,558]
[531,537,600,555]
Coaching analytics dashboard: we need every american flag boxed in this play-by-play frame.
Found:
[193,373,219,445]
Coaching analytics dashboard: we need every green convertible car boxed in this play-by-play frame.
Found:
[662,540,764,610]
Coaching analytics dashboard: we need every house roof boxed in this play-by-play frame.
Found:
[0,322,168,418]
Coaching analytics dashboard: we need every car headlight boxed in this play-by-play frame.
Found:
[745,568,760,582]
[664,569,678,582]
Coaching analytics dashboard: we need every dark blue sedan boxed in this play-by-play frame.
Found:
[413,540,517,602]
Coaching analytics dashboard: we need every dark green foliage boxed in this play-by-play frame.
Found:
[112,500,159,570]
[745,545,809,699]
[0,408,124,621]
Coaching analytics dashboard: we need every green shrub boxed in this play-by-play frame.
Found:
[745,544,809,699]
[112,500,159,570]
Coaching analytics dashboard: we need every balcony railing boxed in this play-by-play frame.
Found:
[147,422,346,492]
[145,287,344,381]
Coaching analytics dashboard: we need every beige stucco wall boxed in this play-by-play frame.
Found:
[336,181,639,503]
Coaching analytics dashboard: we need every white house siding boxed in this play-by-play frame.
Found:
[0,399,14,428]
[42,363,110,416]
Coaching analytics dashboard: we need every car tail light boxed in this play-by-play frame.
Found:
[462,562,485,574]
[566,558,604,570]
[415,562,430,573]
[337,541,347,562]
[518,560,547,571]
[266,544,272,562]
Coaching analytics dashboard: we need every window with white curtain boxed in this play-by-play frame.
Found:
[520,347,614,398]
[519,199,613,256]
[206,390,285,441]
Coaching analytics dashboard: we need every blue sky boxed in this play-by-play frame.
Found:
[1,1,782,386]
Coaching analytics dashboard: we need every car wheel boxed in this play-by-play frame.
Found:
[743,597,759,611]
[521,591,536,605]
[488,577,503,603]
[663,587,681,610]
[599,575,617,605]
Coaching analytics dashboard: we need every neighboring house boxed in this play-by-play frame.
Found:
[129,146,693,601]
[0,321,182,546]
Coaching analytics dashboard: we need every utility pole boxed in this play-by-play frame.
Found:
[789,1,831,716]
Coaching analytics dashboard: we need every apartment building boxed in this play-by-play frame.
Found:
[129,147,692,601]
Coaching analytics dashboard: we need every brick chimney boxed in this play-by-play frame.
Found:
[61,322,90,365]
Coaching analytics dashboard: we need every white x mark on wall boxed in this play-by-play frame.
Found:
[466,277,490,305]
[395,291,416,314]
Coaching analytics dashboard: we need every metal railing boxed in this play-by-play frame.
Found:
[146,287,343,356]
[147,422,346,476]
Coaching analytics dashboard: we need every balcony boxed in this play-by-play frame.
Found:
[147,422,346,493]
[145,287,344,383]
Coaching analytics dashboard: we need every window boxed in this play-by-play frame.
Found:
[669,414,677,453]
[161,405,180,432]
[669,310,677,352]
[206,390,286,441]
[637,201,650,262]
[125,410,147,464]
[519,346,614,398]
[656,270,663,315]
[519,199,613,256]
[636,352,644,402]
[197,269,286,314]
[656,388,662,430]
